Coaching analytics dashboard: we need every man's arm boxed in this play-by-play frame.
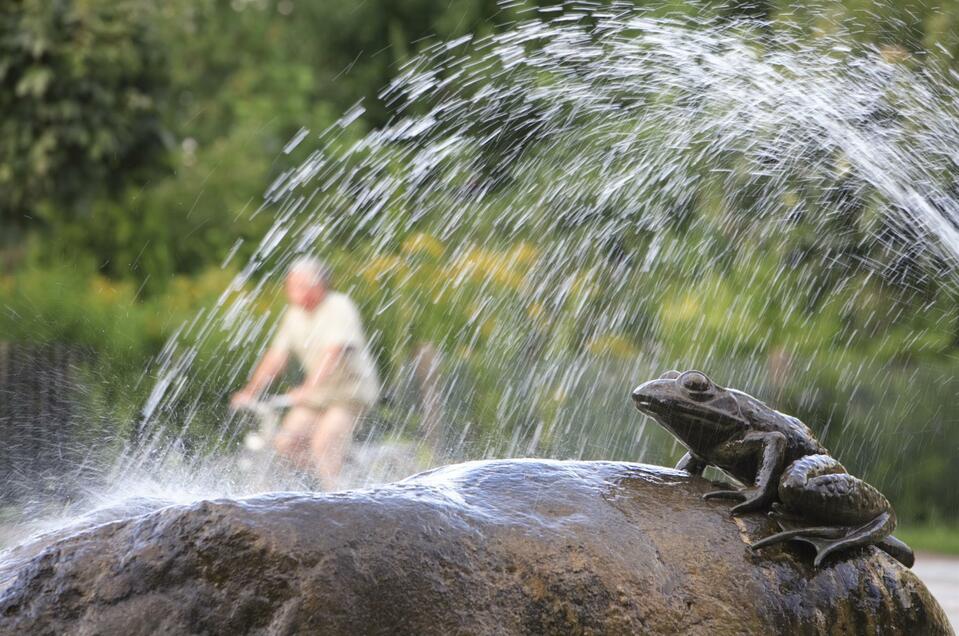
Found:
[231,347,290,408]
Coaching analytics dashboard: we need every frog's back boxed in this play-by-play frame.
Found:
[773,411,827,456]
[734,390,826,456]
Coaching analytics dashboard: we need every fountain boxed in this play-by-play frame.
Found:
[0,2,955,632]
[115,5,959,501]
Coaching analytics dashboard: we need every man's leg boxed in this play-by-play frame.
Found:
[273,406,322,470]
[309,405,359,490]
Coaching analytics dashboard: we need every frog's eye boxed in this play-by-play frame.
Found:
[680,371,711,393]
[660,370,681,380]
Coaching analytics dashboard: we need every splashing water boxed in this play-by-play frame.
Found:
[5,3,959,547]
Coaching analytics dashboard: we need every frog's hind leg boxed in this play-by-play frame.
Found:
[762,454,903,566]
[751,512,895,567]
[810,511,895,567]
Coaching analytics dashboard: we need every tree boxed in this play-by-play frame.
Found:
[0,0,170,232]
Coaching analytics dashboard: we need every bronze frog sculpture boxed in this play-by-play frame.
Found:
[631,370,914,568]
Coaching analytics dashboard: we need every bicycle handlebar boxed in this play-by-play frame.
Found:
[236,395,293,416]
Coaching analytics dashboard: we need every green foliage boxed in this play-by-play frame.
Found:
[0,0,170,230]
[9,0,959,291]
[896,523,959,555]
[768,0,959,62]
[3,0,555,290]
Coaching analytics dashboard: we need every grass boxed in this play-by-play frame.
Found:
[896,524,959,556]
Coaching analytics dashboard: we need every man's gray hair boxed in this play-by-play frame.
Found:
[287,255,330,286]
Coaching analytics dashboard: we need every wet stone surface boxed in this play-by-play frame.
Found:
[0,459,952,635]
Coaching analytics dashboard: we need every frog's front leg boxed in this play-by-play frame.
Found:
[675,451,707,476]
[703,431,786,514]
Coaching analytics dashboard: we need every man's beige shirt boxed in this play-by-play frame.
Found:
[271,292,380,409]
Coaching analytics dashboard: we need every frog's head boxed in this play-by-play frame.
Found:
[631,370,748,452]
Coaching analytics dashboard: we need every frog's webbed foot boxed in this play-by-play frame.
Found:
[751,511,896,567]
[703,488,772,514]
[750,525,845,554]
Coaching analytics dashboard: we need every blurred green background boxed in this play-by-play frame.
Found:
[1,0,957,549]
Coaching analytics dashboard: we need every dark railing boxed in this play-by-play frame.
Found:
[0,342,85,502]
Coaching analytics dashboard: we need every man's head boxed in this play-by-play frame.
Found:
[285,256,329,310]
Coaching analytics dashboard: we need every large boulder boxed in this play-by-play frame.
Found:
[0,460,952,635]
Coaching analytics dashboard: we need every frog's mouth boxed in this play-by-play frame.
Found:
[636,398,734,425]
[632,386,744,430]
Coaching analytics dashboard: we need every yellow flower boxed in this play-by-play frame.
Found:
[526,302,546,321]
[488,265,523,290]
[587,334,638,358]
[401,233,444,259]
[361,255,404,285]
[660,292,701,324]
[509,242,538,266]
[480,317,496,339]
[481,248,526,290]
[90,276,132,303]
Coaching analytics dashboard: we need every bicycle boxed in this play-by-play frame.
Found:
[235,396,436,490]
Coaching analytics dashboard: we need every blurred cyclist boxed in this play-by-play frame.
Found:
[231,256,380,489]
